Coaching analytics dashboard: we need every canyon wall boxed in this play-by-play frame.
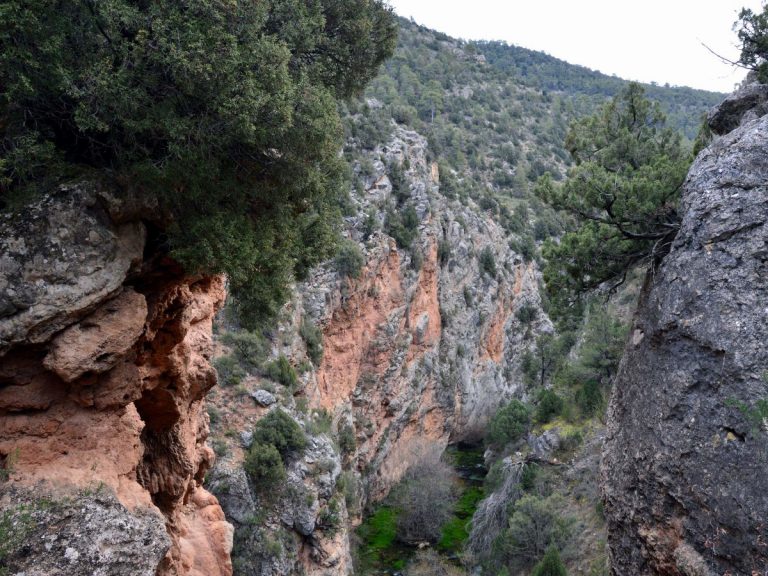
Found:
[207,125,547,575]
[602,84,768,575]
[0,186,233,576]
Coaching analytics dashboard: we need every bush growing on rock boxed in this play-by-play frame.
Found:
[213,355,246,387]
[244,442,286,489]
[299,318,324,365]
[479,246,498,278]
[252,409,307,459]
[386,205,420,249]
[502,494,570,568]
[486,400,531,450]
[262,355,298,390]
[338,424,357,456]
[535,390,564,424]
[575,380,603,417]
[335,239,365,279]
[221,330,269,372]
[531,546,568,576]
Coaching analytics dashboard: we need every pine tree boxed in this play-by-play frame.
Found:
[536,83,691,317]
[0,0,396,325]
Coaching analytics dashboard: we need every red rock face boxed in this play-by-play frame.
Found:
[0,189,232,576]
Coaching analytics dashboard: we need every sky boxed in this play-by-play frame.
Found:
[386,0,766,93]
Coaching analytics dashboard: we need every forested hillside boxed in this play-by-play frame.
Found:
[342,17,723,281]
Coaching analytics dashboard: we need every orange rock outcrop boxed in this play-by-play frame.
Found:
[0,188,232,576]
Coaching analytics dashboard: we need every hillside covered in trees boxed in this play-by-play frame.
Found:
[3,4,762,576]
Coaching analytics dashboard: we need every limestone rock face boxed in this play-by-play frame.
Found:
[2,488,170,576]
[602,91,768,575]
[0,184,145,352]
[0,185,232,576]
[208,126,549,575]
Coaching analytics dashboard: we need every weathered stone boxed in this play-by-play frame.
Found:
[0,187,232,576]
[707,82,768,135]
[2,488,170,576]
[0,184,145,354]
[528,428,561,459]
[43,288,147,382]
[602,96,768,575]
[250,389,277,406]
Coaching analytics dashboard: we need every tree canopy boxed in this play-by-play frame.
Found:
[536,83,691,317]
[736,5,768,83]
[0,0,396,324]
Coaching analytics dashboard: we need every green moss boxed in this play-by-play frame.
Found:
[437,485,484,553]
[359,507,398,551]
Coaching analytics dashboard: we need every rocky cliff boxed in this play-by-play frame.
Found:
[0,186,233,576]
[206,125,548,575]
[602,84,768,575]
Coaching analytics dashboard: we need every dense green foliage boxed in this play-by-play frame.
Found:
[251,409,307,458]
[736,5,768,83]
[486,400,531,450]
[476,41,721,139]
[334,238,366,278]
[531,546,568,576]
[535,389,565,424]
[244,442,286,489]
[537,84,691,317]
[478,246,498,278]
[502,494,570,569]
[221,330,270,372]
[262,355,299,389]
[299,318,324,365]
[1,0,396,324]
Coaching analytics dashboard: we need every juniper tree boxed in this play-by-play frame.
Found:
[0,0,396,324]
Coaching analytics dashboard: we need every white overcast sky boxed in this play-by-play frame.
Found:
[387,0,766,92]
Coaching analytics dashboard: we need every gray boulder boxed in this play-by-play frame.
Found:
[250,389,276,406]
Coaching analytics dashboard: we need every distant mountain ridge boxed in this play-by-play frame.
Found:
[474,39,724,138]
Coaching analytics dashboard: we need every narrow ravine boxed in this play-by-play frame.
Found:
[354,444,487,574]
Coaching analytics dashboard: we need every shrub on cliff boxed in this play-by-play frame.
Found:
[244,442,286,489]
[736,5,768,83]
[486,400,531,450]
[479,246,498,278]
[262,355,298,390]
[0,0,396,325]
[502,494,570,569]
[335,239,365,279]
[536,83,690,318]
[535,389,564,424]
[251,409,307,459]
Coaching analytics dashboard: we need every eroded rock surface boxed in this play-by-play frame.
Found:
[602,90,768,575]
[207,126,549,575]
[0,186,232,576]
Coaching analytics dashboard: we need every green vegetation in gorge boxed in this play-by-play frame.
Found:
[355,446,486,573]
[244,409,307,493]
[0,0,396,325]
